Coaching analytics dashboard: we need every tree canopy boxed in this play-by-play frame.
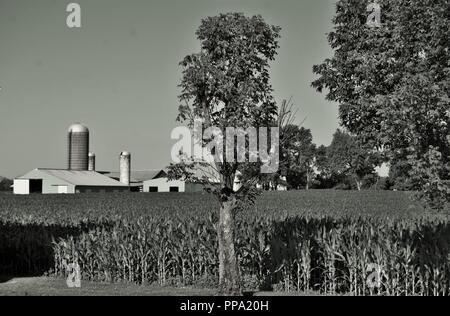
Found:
[173,13,282,196]
[312,0,450,208]
[327,129,381,190]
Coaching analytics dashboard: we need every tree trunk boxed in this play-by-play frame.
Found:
[356,179,362,191]
[218,197,241,295]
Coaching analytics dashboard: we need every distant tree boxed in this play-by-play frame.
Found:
[387,159,414,191]
[168,13,281,294]
[282,125,317,190]
[258,99,297,191]
[0,177,12,191]
[327,129,380,191]
[312,0,449,208]
[313,145,337,189]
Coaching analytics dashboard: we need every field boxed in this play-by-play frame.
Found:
[1,190,449,296]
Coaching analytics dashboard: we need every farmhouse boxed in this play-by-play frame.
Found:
[13,169,129,194]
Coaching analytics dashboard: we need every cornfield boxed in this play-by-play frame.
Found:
[1,191,449,295]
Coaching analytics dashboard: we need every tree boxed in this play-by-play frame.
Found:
[387,158,414,191]
[168,13,281,294]
[282,125,317,190]
[0,177,12,192]
[327,129,380,190]
[257,99,297,191]
[312,0,449,208]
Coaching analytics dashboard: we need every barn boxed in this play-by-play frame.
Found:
[100,169,166,192]
[142,168,220,193]
[13,169,129,194]
[143,177,207,193]
[101,169,216,193]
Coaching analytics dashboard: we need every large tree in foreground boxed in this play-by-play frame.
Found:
[169,13,281,294]
[313,0,449,209]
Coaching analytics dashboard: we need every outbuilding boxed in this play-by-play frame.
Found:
[142,168,220,193]
[13,169,129,194]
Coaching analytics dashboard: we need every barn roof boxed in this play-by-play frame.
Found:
[100,169,166,183]
[17,169,128,187]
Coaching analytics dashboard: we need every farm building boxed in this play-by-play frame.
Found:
[140,168,220,193]
[143,176,208,193]
[11,123,243,194]
[100,169,167,192]
[13,169,129,194]
[100,169,210,193]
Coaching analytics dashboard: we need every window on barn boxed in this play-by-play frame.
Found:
[149,187,158,192]
[169,186,179,192]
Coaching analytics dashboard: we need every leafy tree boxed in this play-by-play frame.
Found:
[312,0,449,208]
[257,99,297,191]
[327,129,380,190]
[168,13,281,294]
[387,159,414,191]
[313,145,339,189]
[0,177,12,192]
[282,125,317,189]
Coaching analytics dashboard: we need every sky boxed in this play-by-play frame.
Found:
[0,0,340,178]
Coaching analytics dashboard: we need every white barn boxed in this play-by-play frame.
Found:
[143,177,208,193]
[13,169,129,194]
[142,168,220,193]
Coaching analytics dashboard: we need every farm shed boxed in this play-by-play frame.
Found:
[143,178,209,193]
[100,169,166,192]
[13,169,129,194]
[143,168,220,193]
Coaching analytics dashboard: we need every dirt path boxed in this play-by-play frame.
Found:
[0,277,217,296]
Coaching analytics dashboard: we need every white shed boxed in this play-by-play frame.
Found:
[13,169,129,194]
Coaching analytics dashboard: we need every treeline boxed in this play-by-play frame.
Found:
[262,127,406,191]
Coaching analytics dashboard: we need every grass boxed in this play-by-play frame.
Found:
[0,276,216,296]
[0,276,326,296]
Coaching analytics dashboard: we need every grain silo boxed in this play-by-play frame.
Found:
[88,152,96,171]
[119,151,131,186]
[67,123,89,170]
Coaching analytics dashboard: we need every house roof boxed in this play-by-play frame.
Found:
[17,169,128,187]
[141,166,221,184]
[100,169,166,183]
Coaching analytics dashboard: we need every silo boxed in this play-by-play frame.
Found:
[88,152,96,171]
[67,123,89,170]
[119,151,131,186]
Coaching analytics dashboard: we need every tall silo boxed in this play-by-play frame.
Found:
[119,151,131,186]
[88,152,96,171]
[67,123,89,170]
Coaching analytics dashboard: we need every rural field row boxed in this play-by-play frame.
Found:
[1,191,449,295]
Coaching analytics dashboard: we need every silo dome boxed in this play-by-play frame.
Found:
[68,123,89,133]
[67,123,89,170]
